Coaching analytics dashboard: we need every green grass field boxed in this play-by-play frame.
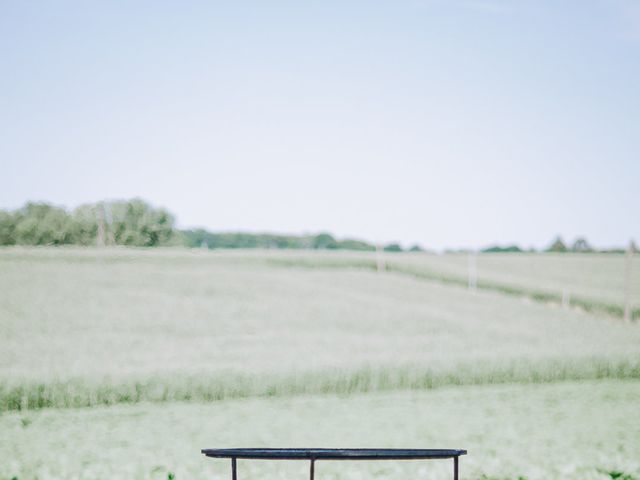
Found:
[1,382,638,480]
[0,248,639,480]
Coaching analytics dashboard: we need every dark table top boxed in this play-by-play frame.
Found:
[202,448,467,460]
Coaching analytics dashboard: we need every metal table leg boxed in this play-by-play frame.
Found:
[453,456,458,480]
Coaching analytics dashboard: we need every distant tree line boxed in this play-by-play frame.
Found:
[481,236,637,254]
[0,199,176,247]
[0,200,634,253]
[0,200,420,251]
[182,229,378,251]
[181,230,424,252]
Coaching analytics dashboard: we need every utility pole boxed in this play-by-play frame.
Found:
[96,204,106,247]
[104,202,115,245]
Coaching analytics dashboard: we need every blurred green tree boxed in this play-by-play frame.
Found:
[13,202,75,245]
[312,233,338,249]
[108,199,175,246]
[0,211,17,245]
[547,236,568,253]
[571,237,593,253]
[0,199,176,247]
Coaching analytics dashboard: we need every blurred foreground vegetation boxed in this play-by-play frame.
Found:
[2,381,638,480]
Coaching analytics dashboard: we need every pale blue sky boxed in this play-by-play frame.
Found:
[1,0,638,249]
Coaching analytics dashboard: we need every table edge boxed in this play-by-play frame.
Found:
[201,448,468,460]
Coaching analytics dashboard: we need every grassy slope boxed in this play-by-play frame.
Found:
[1,381,638,480]
[1,248,639,410]
[255,250,640,319]
[392,252,640,305]
[389,252,640,318]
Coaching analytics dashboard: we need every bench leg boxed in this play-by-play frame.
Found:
[232,457,237,480]
[310,459,315,480]
[453,457,458,480]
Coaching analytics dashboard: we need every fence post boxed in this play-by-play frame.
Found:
[562,288,571,309]
[624,241,634,322]
[468,252,477,293]
[376,244,386,273]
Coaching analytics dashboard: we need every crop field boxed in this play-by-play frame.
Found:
[0,248,639,480]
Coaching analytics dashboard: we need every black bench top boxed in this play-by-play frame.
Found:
[201,448,467,460]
